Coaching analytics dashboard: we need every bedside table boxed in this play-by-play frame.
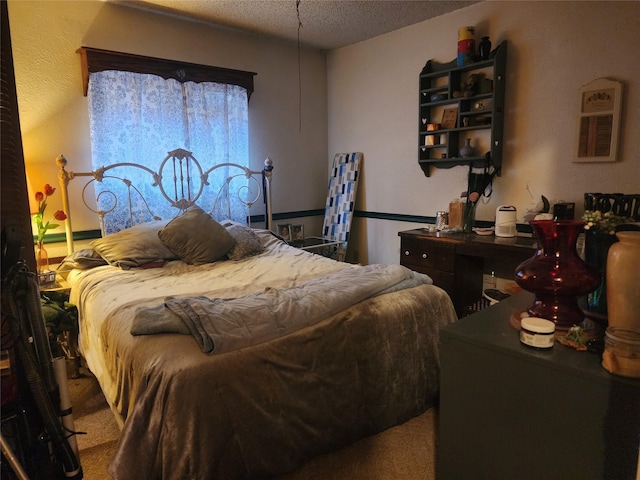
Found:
[40,277,79,378]
[292,237,345,261]
[39,276,70,294]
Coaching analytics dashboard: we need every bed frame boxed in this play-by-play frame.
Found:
[56,148,273,254]
[54,149,460,479]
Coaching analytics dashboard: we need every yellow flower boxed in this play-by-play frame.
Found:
[582,210,632,235]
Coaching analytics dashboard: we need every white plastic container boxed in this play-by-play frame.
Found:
[495,205,517,238]
[520,317,555,349]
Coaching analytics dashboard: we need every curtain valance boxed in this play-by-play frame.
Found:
[77,47,256,98]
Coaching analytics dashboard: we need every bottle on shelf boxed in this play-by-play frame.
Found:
[479,37,492,60]
[460,138,474,157]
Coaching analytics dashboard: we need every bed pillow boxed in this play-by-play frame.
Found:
[90,220,176,270]
[219,219,243,228]
[225,224,264,260]
[57,248,108,271]
[56,248,108,279]
[158,207,235,265]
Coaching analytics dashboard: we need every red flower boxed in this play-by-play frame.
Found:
[53,210,67,221]
[33,183,65,244]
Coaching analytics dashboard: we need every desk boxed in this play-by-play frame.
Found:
[292,237,345,261]
[438,292,640,479]
[399,229,536,316]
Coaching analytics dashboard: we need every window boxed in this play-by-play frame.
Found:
[79,48,256,233]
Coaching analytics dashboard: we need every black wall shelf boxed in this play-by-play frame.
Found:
[418,41,507,177]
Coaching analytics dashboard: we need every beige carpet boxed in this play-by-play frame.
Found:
[68,365,438,479]
[67,366,119,480]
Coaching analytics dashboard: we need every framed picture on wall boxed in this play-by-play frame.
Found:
[574,78,623,163]
[277,223,292,242]
[441,107,458,129]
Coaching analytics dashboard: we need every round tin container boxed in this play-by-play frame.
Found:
[520,317,555,349]
[458,26,476,41]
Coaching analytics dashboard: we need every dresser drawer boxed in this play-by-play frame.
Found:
[400,236,455,272]
[405,265,454,295]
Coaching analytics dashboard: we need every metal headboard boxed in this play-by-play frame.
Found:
[57,148,273,254]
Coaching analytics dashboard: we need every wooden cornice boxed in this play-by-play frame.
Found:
[77,47,256,98]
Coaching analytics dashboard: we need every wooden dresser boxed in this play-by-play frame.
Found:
[398,228,537,316]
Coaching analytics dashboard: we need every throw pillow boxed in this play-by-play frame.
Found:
[158,206,235,265]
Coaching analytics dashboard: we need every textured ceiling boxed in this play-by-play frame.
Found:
[113,0,479,51]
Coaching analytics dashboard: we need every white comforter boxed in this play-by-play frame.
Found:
[68,231,353,408]
[67,231,457,478]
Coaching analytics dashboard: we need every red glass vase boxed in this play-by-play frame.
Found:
[515,220,601,329]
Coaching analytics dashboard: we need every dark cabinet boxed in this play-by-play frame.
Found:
[438,293,640,480]
[418,41,507,176]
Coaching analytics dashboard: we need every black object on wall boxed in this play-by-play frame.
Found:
[1,0,36,276]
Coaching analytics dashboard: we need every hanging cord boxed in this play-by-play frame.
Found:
[296,0,303,132]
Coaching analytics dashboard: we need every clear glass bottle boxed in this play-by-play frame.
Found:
[36,241,50,274]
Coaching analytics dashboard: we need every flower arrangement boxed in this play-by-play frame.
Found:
[33,184,67,277]
[582,210,633,235]
[33,184,67,244]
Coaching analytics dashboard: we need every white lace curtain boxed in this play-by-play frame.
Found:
[88,70,249,233]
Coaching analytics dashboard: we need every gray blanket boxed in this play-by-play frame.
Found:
[131,264,431,354]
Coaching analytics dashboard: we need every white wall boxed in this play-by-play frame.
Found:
[8,0,328,235]
[328,1,640,265]
[9,1,640,267]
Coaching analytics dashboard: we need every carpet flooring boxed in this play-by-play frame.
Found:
[68,366,438,479]
[68,367,119,480]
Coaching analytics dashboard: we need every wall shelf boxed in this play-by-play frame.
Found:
[418,41,507,177]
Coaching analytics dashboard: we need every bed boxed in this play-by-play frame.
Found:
[56,149,457,479]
